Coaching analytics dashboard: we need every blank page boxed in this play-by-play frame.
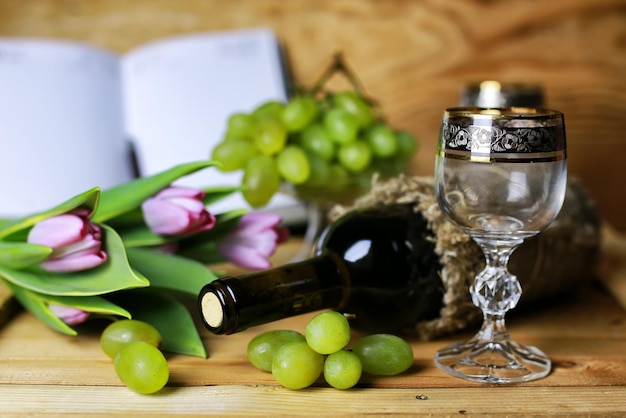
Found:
[0,39,133,218]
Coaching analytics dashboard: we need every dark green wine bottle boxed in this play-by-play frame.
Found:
[199,204,444,334]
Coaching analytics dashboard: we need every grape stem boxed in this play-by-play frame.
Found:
[305,53,384,121]
[310,53,366,97]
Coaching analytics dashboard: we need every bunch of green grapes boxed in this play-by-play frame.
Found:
[246,311,414,390]
[211,91,418,207]
[100,319,169,394]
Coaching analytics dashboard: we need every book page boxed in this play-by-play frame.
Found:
[121,28,305,223]
[0,39,133,218]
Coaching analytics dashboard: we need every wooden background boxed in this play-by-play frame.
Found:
[1,0,625,229]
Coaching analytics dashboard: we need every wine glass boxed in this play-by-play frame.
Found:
[434,107,567,383]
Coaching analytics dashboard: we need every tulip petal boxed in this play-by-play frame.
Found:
[236,212,283,234]
[155,186,205,200]
[27,215,86,248]
[218,242,272,270]
[27,212,107,273]
[244,230,279,257]
[40,251,107,273]
[52,232,102,259]
[48,303,89,325]
[142,198,195,235]
[275,226,290,243]
[142,186,216,235]
[167,196,207,213]
[215,211,288,270]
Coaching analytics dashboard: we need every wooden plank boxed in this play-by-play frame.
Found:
[0,282,625,388]
[0,384,625,417]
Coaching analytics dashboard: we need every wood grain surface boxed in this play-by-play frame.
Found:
[1,0,625,229]
[1,385,625,417]
[1,231,626,416]
[1,287,624,388]
[0,278,625,416]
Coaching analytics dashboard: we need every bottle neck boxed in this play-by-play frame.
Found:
[198,253,346,334]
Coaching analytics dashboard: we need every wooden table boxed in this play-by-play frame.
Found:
[1,234,626,417]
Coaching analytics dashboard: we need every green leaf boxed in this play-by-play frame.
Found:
[126,247,218,296]
[204,209,248,236]
[7,281,77,335]
[41,294,132,318]
[0,188,100,240]
[117,209,247,249]
[103,207,145,228]
[6,281,131,336]
[113,289,207,358]
[176,240,223,265]
[0,241,52,269]
[116,225,172,248]
[93,161,218,223]
[202,185,242,206]
[0,225,149,296]
[174,209,247,263]
[0,219,13,229]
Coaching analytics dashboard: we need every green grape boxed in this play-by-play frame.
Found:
[323,108,359,145]
[303,153,332,186]
[114,341,169,394]
[352,168,375,192]
[282,96,319,132]
[211,138,258,172]
[365,124,399,158]
[332,91,373,128]
[276,145,311,185]
[337,141,373,173]
[323,350,362,390]
[242,154,280,207]
[226,112,257,139]
[253,118,287,156]
[395,130,418,157]
[100,319,162,359]
[300,123,335,161]
[326,164,351,192]
[272,341,324,389]
[371,157,409,178]
[305,310,350,355]
[352,334,414,376]
[247,330,306,372]
[252,100,285,120]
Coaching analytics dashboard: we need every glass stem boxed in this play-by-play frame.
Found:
[291,203,329,262]
[471,237,524,339]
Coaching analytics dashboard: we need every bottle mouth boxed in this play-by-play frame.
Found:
[200,291,225,330]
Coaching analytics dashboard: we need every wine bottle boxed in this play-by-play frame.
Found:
[198,177,601,337]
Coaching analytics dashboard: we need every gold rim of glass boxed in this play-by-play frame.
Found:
[444,106,563,120]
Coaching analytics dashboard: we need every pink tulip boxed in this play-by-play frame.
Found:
[217,212,289,270]
[142,186,216,235]
[48,303,90,325]
[27,211,107,273]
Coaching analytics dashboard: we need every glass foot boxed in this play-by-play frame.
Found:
[435,336,551,384]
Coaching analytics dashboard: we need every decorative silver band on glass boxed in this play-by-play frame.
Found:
[438,124,566,163]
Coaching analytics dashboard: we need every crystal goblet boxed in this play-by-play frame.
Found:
[434,107,567,383]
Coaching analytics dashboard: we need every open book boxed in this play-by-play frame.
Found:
[0,28,306,223]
